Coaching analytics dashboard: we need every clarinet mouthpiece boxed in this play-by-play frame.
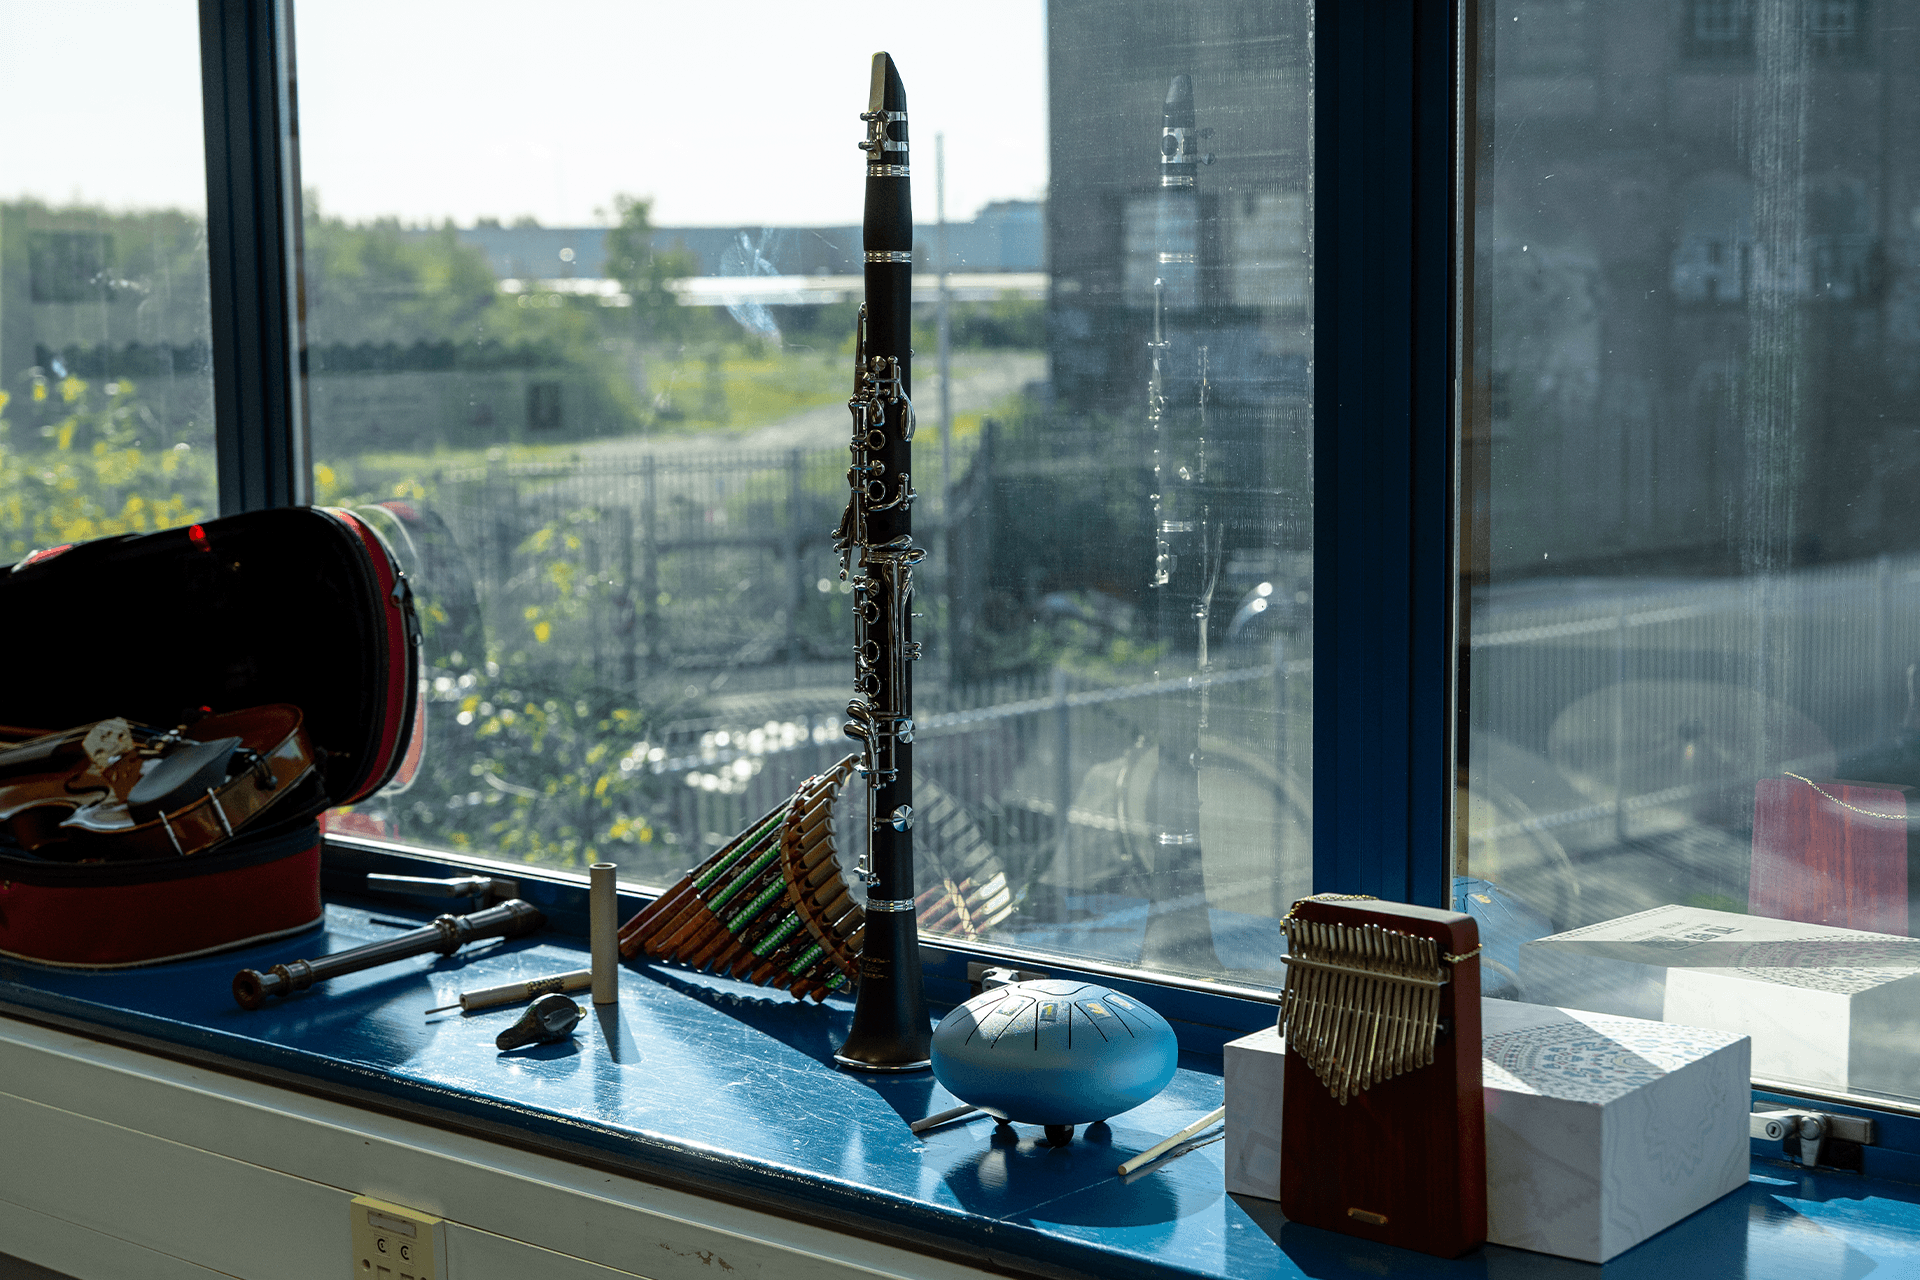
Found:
[495,993,585,1051]
[871,51,906,115]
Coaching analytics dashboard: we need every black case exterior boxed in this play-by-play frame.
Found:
[0,508,421,965]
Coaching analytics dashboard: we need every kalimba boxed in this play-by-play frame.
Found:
[1278,896,1486,1258]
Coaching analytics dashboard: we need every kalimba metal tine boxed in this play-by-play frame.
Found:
[1280,901,1463,1102]
[1354,926,1377,1095]
[1392,929,1413,1077]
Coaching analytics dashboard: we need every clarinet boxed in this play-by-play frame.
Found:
[832,51,933,1071]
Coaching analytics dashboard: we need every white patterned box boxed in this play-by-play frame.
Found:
[1519,904,1920,1096]
[1222,1025,1286,1200]
[1481,1000,1749,1262]
[1222,1001,1749,1263]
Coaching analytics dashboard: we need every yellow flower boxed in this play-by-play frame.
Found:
[59,376,85,404]
[534,621,552,643]
[31,381,47,403]
[0,389,10,415]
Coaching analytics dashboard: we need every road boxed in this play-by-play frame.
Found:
[577,351,1045,464]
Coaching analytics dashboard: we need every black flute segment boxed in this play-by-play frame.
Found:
[832,51,933,1072]
[232,899,547,1009]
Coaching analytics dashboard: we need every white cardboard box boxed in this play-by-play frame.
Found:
[1223,1000,1750,1264]
[1519,904,1920,1096]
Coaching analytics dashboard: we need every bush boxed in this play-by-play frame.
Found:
[0,375,214,563]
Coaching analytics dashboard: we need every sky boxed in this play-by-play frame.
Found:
[0,0,1049,228]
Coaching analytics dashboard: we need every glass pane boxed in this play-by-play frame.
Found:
[298,0,1312,987]
[1464,0,1920,1100]
[0,0,216,562]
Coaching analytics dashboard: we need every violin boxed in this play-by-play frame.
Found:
[0,705,318,861]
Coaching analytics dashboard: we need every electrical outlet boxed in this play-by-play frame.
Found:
[350,1195,447,1280]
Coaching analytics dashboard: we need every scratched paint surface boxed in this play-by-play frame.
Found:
[4,902,1919,1280]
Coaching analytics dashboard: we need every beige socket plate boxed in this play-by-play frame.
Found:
[350,1195,447,1280]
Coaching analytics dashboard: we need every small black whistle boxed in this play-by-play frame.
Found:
[495,992,584,1050]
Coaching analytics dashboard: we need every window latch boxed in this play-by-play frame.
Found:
[365,873,518,907]
[1751,1108,1875,1168]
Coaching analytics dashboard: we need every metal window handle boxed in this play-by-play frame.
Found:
[365,873,519,905]
[1751,1109,1875,1168]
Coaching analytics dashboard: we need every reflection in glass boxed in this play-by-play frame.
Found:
[1466,0,1920,1100]
[297,1,1311,986]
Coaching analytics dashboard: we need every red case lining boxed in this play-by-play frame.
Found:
[0,838,322,968]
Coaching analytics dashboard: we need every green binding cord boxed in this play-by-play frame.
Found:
[691,809,785,891]
[752,913,803,956]
[705,838,783,912]
[727,879,788,932]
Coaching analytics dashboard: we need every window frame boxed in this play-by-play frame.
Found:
[194,0,1920,1161]
[201,0,310,514]
[194,0,1466,1023]
[198,0,1465,1004]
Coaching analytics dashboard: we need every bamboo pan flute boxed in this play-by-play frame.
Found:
[617,756,865,1001]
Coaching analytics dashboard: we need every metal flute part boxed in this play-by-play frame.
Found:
[832,50,933,1073]
[232,899,546,1009]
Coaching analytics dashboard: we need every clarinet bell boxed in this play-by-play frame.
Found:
[495,992,584,1051]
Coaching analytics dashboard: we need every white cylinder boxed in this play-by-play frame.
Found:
[590,862,619,1005]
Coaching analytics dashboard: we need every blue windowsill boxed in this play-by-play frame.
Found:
[2,855,1919,1278]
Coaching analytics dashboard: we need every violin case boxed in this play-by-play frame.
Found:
[0,507,422,966]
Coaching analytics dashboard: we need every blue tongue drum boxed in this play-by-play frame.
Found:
[928,978,1178,1145]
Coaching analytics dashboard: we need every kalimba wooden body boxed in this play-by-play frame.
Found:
[1278,897,1485,1258]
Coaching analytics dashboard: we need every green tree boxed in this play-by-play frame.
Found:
[605,195,700,342]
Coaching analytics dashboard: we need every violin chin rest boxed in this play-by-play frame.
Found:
[127,736,242,824]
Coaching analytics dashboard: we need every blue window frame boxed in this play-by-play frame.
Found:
[174,0,1920,1178]
[194,0,1462,989]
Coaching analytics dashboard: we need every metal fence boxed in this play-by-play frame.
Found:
[627,651,1312,948]
[433,449,855,686]
[1468,553,1920,875]
[386,434,1311,965]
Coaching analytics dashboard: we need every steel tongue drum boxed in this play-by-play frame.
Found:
[929,979,1178,1145]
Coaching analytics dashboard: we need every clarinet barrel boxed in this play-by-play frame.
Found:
[833,51,933,1071]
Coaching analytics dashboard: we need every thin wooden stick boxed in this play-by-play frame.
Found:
[909,1104,981,1135]
[1116,1105,1225,1176]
